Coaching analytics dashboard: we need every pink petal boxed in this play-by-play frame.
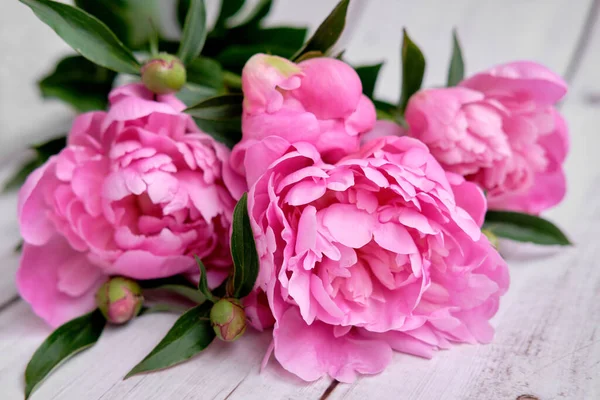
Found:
[294,58,363,120]
[108,251,195,279]
[17,237,106,327]
[321,204,375,248]
[273,307,392,382]
[460,61,567,105]
[18,159,58,246]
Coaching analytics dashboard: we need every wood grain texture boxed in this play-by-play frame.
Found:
[0,0,598,399]
[344,0,593,102]
[0,158,30,308]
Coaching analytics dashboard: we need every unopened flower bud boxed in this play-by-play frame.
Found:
[210,298,247,342]
[482,228,499,249]
[96,277,143,324]
[141,53,186,95]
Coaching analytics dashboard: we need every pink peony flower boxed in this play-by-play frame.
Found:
[404,61,568,214]
[243,136,509,382]
[231,54,376,176]
[17,83,245,327]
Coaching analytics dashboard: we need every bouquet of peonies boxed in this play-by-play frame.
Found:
[14,0,571,397]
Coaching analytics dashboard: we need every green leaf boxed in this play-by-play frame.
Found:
[229,193,259,298]
[3,159,42,193]
[251,27,308,49]
[178,0,208,65]
[215,0,246,30]
[19,0,140,74]
[236,0,272,28]
[25,310,106,399]
[195,256,217,303]
[399,29,426,113]
[223,71,242,91]
[294,50,324,63]
[292,0,350,60]
[446,29,465,86]
[125,303,215,378]
[39,55,117,112]
[74,0,162,50]
[177,0,190,29]
[145,284,205,305]
[355,63,384,99]
[3,135,67,192]
[483,211,571,246]
[184,94,243,147]
[139,275,205,305]
[186,57,224,90]
[139,303,190,315]
[176,84,221,107]
[216,44,296,73]
[33,136,67,158]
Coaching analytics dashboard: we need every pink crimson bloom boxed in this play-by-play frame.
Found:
[17,83,245,327]
[243,135,509,382]
[231,54,376,176]
[405,61,569,214]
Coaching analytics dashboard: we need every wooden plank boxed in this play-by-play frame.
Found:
[344,0,593,101]
[0,0,74,162]
[0,160,28,307]
[0,301,332,400]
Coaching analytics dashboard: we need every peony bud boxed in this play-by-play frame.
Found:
[210,298,247,342]
[141,53,186,95]
[96,277,143,324]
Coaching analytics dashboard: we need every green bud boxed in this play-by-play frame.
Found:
[141,53,186,95]
[210,298,247,342]
[95,277,143,324]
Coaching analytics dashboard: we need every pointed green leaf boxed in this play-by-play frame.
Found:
[251,27,307,49]
[140,276,205,309]
[292,0,350,60]
[3,159,42,193]
[230,193,259,298]
[74,0,162,50]
[4,135,67,192]
[184,94,243,147]
[355,63,384,99]
[144,284,205,305]
[176,84,220,108]
[39,55,117,112]
[446,29,465,86]
[215,0,245,30]
[195,256,217,303]
[236,0,272,28]
[125,303,215,378]
[483,211,571,246]
[33,136,67,158]
[399,29,426,113]
[19,0,140,74]
[25,310,106,399]
[177,0,190,29]
[178,0,208,65]
[217,44,297,73]
[294,50,324,63]
[186,57,224,90]
[139,303,191,315]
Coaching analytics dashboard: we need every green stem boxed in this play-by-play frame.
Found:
[223,71,242,91]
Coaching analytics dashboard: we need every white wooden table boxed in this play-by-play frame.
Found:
[1,1,599,399]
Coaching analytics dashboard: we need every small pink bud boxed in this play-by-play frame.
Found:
[210,298,247,342]
[95,277,143,324]
[141,53,186,95]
